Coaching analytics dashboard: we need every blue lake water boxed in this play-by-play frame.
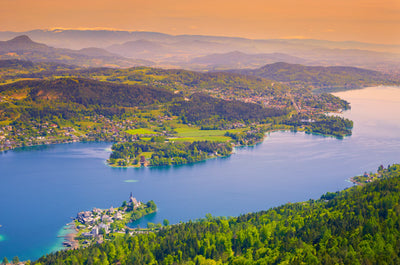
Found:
[1,86,400,260]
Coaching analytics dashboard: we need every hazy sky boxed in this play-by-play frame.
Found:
[1,0,400,44]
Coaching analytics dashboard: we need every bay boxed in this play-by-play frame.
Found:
[0,86,400,260]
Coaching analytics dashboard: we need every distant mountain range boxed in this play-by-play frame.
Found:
[0,35,152,68]
[0,29,400,74]
[2,29,400,53]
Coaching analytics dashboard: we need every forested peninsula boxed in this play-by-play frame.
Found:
[29,164,400,265]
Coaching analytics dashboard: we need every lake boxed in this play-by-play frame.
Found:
[1,86,400,261]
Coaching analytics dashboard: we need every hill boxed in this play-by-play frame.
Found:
[169,93,288,125]
[33,164,400,264]
[230,62,399,90]
[0,78,177,108]
[189,51,306,69]
[0,36,152,68]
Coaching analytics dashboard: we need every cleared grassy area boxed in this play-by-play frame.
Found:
[126,128,159,135]
[174,126,246,138]
[170,136,231,143]
[76,121,98,128]
[0,120,11,125]
[167,125,247,142]
[141,152,154,159]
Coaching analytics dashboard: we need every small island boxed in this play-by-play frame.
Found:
[64,193,157,248]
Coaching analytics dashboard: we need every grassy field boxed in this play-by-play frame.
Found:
[141,152,154,159]
[169,125,246,142]
[76,121,98,128]
[126,128,159,135]
[169,136,230,142]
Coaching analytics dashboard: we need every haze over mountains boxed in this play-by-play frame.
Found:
[1,29,400,75]
[0,35,152,68]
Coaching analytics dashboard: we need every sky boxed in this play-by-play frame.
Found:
[1,0,400,44]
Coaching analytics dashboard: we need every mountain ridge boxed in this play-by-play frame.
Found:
[1,30,400,73]
[0,35,153,68]
[228,62,399,89]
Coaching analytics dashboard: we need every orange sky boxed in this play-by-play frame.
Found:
[1,0,400,44]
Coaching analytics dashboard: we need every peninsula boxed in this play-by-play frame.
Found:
[65,194,157,248]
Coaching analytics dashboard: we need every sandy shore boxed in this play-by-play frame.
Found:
[64,232,79,249]
[62,222,79,249]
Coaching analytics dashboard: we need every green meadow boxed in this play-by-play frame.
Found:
[126,128,159,135]
[170,126,246,142]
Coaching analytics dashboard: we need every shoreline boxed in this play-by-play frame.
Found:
[61,222,79,249]
[348,177,364,186]
[106,127,351,169]
[0,139,114,153]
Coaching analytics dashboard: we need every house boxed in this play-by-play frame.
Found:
[77,211,93,224]
[101,215,112,223]
[92,208,102,214]
[91,226,99,236]
[114,212,123,220]
[98,223,109,233]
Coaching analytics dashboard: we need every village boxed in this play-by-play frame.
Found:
[64,193,157,248]
[350,165,387,185]
[0,115,136,151]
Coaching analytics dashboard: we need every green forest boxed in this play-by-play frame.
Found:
[169,93,287,125]
[29,164,400,265]
[109,140,232,167]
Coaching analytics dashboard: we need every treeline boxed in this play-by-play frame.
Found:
[75,67,283,97]
[284,114,353,138]
[0,77,181,124]
[304,93,351,110]
[225,129,265,145]
[32,164,400,264]
[170,93,287,125]
[306,115,353,138]
[0,78,178,108]
[109,140,232,167]
[231,62,399,88]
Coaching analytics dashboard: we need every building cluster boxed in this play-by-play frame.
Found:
[75,193,141,243]
[0,115,140,151]
[361,172,383,183]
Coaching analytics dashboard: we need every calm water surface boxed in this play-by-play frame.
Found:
[0,86,400,260]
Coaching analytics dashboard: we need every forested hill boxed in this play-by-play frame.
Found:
[33,164,400,265]
[230,62,399,90]
[0,78,178,107]
[170,93,287,124]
